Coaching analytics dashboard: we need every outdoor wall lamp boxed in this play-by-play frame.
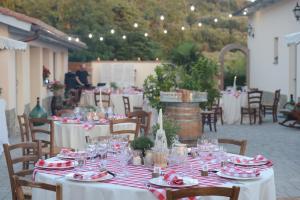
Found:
[248,24,255,38]
[293,2,300,21]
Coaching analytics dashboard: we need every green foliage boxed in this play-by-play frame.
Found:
[131,136,154,150]
[170,42,200,67]
[143,64,177,110]
[152,118,180,148]
[110,82,118,90]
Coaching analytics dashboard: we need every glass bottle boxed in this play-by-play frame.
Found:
[29,97,48,126]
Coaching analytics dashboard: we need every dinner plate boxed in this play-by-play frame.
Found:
[65,172,114,182]
[228,157,268,166]
[216,171,261,180]
[36,161,77,169]
[149,176,198,188]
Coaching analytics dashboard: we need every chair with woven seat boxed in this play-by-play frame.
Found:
[262,89,280,122]
[110,118,140,141]
[28,118,62,157]
[17,114,32,169]
[166,186,240,200]
[122,96,131,116]
[3,142,41,200]
[127,111,152,136]
[95,91,111,108]
[218,138,247,155]
[211,96,224,125]
[201,110,217,132]
[13,175,62,200]
[241,90,263,125]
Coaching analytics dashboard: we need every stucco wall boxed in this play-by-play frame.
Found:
[91,61,160,88]
[248,0,300,96]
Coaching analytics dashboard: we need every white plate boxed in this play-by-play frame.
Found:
[228,157,268,166]
[35,161,77,169]
[65,172,114,182]
[216,171,261,180]
[149,176,198,188]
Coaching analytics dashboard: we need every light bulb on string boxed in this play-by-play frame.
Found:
[75,37,79,42]
[88,33,93,38]
[133,23,138,28]
[190,5,195,11]
[160,15,165,21]
[181,26,185,31]
[99,37,104,41]
[243,11,247,15]
[122,35,127,40]
[198,22,202,27]
[68,36,72,41]
[163,29,168,34]
[144,32,148,37]
[228,14,233,18]
[110,29,115,34]
[214,18,218,23]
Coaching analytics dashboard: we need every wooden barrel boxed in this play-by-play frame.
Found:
[165,102,202,145]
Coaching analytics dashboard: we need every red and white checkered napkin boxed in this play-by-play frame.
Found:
[163,170,184,185]
[35,159,73,168]
[73,171,108,180]
[82,122,95,131]
[221,166,260,178]
[61,117,81,124]
[231,154,269,165]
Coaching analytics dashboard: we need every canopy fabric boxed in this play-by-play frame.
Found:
[285,32,300,46]
[0,36,27,50]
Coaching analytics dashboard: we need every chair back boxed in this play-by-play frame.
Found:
[247,90,263,109]
[218,138,247,155]
[94,91,111,107]
[110,118,140,140]
[13,175,62,200]
[166,186,240,200]
[273,89,281,107]
[28,118,55,157]
[122,96,131,115]
[17,114,30,142]
[3,142,41,200]
[127,111,152,135]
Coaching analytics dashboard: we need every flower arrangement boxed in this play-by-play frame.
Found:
[43,65,51,81]
[47,81,65,92]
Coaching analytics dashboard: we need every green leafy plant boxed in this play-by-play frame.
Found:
[110,82,118,90]
[152,118,180,148]
[131,136,154,152]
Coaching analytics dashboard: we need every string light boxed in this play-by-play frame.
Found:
[99,37,104,41]
[110,29,115,34]
[160,15,165,21]
[181,26,185,31]
[144,32,148,37]
[163,29,168,34]
[198,22,202,27]
[122,35,127,40]
[68,36,72,41]
[214,18,218,23]
[190,5,195,11]
[75,37,79,42]
[133,23,138,28]
[88,33,93,38]
[243,10,247,15]
[228,14,233,18]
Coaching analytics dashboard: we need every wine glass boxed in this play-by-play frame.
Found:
[117,148,132,177]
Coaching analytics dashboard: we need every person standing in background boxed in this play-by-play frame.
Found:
[76,64,91,88]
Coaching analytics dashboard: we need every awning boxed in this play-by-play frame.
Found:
[0,36,27,50]
[285,32,300,46]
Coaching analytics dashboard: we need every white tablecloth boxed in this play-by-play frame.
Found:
[0,99,9,155]
[79,92,143,115]
[221,92,248,124]
[54,122,136,150]
[32,166,276,200]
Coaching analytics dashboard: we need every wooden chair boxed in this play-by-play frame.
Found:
[3,142,41,200]
[28,118,61,157]
[110,118,140,141]
[127,111,152,135]
[122,96,131,115]
[201,110,217,132]
[94,91,111,107]
[262,89,280,122]
[211,96,223,125]
[218,138,247,155]
[13,175,62,200]
[241,90,263,125]
[166,186,240,200]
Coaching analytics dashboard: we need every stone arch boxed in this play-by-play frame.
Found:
[218,43,249,90]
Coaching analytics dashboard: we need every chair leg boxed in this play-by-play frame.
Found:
[208,116,212,131]
[263,106,266,117]
[201,115,205,132]
[240,110,243,124]
[220,110,224,125]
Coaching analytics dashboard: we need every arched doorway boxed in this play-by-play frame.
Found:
[219,43,249,90]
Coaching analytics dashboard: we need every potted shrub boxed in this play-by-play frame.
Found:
[131,136,154,157]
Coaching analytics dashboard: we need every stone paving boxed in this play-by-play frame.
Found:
[0,116,300,199]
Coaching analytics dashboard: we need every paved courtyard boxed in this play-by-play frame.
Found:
[0,116,300,199]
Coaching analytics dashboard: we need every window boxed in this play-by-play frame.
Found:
[274,37,279,64]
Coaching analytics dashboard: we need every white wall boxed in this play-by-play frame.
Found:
[91,61,160,88]
[248,0,300,96]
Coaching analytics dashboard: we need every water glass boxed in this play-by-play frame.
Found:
[75,152,86,172]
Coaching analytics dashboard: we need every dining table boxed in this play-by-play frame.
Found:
[221,91,248,124]
[32,153,276,200]
[54,120,136,150]
[79,89,144,115]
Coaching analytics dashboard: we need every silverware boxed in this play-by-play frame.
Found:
[107,171,116,177]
